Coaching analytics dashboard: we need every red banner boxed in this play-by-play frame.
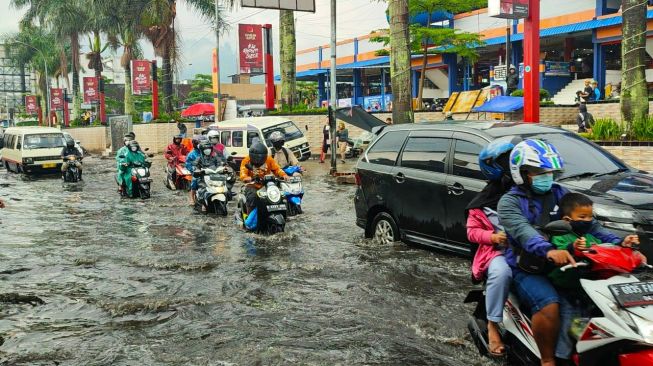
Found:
[25,95,38,115]
[131,60,152,95]
[489,0,529,19]
[239,24,264,74]
[50,88,64,111]
[83,77,99,104]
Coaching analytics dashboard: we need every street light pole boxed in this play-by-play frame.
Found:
[214,0,222,121]
[13,41,50,127]
[329,0,337,174]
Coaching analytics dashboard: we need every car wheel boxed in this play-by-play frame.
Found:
[371,212,398,244]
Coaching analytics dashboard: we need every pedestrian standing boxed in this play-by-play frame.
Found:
[319,117,330,163]
[506,66,519,96]
[177,121,188,138]
[576,104,595,133]
[336,122,349,164]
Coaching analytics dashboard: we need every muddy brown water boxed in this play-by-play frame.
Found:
[0,156,492,365]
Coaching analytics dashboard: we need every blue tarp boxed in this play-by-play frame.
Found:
[473,96,524,113]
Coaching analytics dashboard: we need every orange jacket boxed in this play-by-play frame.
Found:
[240,156,288,187]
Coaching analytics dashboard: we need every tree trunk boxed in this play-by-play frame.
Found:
[417,14,432,109]
[388,0,413,124]
[280,10,297,108]
[162,47,174,113]
[124,61,135,116]
[71,32,81,120]
[621,0,649,126]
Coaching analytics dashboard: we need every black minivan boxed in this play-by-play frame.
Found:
[354,122,653,260]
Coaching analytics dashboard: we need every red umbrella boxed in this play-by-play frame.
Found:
[181,103,215,117]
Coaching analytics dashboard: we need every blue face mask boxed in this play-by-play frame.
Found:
[531,173,554,194]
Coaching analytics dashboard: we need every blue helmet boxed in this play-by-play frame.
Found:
[479,136,522,181]
[509,139,564,185]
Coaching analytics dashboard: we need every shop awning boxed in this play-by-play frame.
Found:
[482,10,653,47]
[276,68,327,81]
[336,57,390,70]
[473,96,524,113]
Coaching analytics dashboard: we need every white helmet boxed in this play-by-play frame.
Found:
[206,130,220,143]
[509,139,564,185]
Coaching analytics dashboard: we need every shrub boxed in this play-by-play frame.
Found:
[591,118,624,141]
[628,115,653,141]
[510,89,550,100]
[16,120,39,127]
[269,107,328,116]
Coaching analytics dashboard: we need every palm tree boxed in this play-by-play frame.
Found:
[388,0,412,124]
[621,0,649,125]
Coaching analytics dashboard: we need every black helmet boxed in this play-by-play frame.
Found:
[173,134,183,145]
[249,142,268,167]
[269,131,285,150]
[199,141,213,156]
[66,139,75,148]
[128,140,140,152]
[192,135,206,150]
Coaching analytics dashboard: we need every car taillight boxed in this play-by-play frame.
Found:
[354,173,362,186]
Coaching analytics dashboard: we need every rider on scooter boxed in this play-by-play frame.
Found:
[206,130,229,164]
[116,132,135,187]
[118,140,147,197]
[61,138,83,180]
[240,142,288,214]
[187,141,218,204]
[268,131,299,169]
[498,139,626,365]
[165,134,190,169]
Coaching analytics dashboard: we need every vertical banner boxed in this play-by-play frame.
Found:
[212,48,220,121]
[488,0,529,19]
[83,77,99,104]
[50,88,64,111]
[131,60,152,95]
[25,95,38,115]
[239,24,264,74]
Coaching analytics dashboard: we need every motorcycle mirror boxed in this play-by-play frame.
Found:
[118,155,126,159]
[75,140,81,144]
[148,154,154,158]
[230,151,237,156]
[544,220,573,236]
[144,148,150,152]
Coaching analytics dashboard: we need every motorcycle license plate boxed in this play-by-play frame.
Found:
[42,163,56,168]
[609,281,653,308]
[267,204,286,211]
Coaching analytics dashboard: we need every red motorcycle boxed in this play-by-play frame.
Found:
[164,155,192,191]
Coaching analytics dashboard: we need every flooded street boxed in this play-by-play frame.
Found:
[0,156,488,365]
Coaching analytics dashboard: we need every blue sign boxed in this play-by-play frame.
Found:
[364,95,393,112]
[545,61,571,77]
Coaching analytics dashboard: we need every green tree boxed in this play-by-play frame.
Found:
[185,74,213,104]
[620,0,649,125]
[280,10,297,108]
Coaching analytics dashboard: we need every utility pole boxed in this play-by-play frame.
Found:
[329,0,337,174]
[214,0,222,121]
[506,19,511,68]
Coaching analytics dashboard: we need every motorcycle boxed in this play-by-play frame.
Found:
[62,155,82,183]
[280,165,304,216]
[117,155,153,199]
[164,154,192,191]
[465,220,653,366]
[194,164,236,216]
[237,172,287,234]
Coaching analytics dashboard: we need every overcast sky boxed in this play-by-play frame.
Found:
[0,0,388,83]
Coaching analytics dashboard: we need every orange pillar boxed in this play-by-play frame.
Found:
[523,0,540,123]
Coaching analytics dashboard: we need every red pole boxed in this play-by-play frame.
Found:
[523,0,540,123]
[63,89,70,127]
[99,78,106,125]
[263,24,275,110]
[152,60,159,119]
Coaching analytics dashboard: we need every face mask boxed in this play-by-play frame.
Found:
[203,149,212,156]
[531,173,554,194]
[130,147,138,152]
[570,220,593,236]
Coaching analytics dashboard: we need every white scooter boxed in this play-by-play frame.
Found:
[194,164,236,216]
[466,220,653,365]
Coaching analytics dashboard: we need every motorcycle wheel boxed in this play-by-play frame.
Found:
[140,185,151,199]
[217,201,228,216]
[267,223,284,235]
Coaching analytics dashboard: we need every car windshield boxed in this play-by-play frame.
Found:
[23,133,65,149]
[528,132,627,179]
[262,122,303,144]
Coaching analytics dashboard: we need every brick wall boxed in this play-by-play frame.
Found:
[602,146,653,172]
[540,106,577,125]
[586,101,653,123]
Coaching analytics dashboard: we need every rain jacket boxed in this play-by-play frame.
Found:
[498,184,621,268]
[118,149,147,196]
[165,143,190,167]
[185,149,201,172]
[467,208,503,281]
[115,145,130,185]
[239,156,287,189]
[212,143,229,164]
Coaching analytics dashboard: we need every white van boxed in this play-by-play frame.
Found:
[1,127,65,173]
[209,117,311,167]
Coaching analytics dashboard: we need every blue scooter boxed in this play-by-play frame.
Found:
[281,166,304,216]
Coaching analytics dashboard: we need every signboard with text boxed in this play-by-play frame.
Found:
[50,88,64,111]
[83,77,99,104]
[241,0,315,12]
[488,0,529,19]
[131,60,152,95]
[25,95,38,115]
[239,24,264,75]
[545,61,571,77]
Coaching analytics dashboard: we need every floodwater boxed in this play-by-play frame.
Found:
[0,156,490,365]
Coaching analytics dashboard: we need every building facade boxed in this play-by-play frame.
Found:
[0,45,35,119]
[294,0,653,108]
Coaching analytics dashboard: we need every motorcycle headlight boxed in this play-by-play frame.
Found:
[257,191,267,199]
[137,168,147,176]
[267,186,281,203]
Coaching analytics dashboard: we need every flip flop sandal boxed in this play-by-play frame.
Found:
[488,341,505,357]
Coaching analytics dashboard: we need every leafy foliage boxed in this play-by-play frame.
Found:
[185,74,213,105]
[590,118,625,141]
[510,89,551,101]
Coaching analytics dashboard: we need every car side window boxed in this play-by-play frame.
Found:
[366,131,408,166]
[247,132,260,147]
[221,131,232,147]
[232,131,244,147]
[400,137,449,173]
[452,140,485,180]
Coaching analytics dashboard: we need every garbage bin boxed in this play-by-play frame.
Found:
[195,118,201,128]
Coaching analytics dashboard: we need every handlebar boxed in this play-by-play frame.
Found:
[560,262,590,272]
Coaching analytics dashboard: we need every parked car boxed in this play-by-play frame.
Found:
[354,122,653,260]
